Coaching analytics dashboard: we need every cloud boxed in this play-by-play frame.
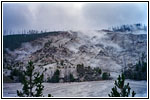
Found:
[3,3,31,30]
[82,3,147,28]
[3,2,147,34]
[31,3,88,30]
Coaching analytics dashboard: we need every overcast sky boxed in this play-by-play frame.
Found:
[3,2,147,33]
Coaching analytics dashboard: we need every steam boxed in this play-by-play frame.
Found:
[3,2,147,34]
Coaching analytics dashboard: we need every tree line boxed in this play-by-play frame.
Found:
[16,61,136,97]
[3,31,60,52]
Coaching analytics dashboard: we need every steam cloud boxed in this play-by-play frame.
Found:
[3,2,147,34]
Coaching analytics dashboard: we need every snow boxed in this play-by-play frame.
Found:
[3,80,147,97]
[133,30,147,35]
[43,63,57,69]
[3,24,148,98]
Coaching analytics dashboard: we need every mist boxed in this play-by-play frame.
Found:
[3,2,147,35]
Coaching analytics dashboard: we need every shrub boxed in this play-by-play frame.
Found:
[102,72,110,80]
[69,73,75,82]
[64,73,75,82]
[10,68,24,82]
[76,64,84,77]
[94,67,102,75]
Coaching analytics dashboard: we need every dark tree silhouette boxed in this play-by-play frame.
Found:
[17,61,52,97]
[108,73,136,97]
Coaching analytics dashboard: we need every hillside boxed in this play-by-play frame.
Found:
[3,26,147,82]
[3,31,61,52]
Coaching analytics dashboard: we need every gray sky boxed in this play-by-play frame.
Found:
[3,2,147,33]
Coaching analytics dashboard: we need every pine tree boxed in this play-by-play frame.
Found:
[102,72,110,80]
[108,73,136,97]
[17,61,52,97]
[69,73,75,82]
[50,69,60,83]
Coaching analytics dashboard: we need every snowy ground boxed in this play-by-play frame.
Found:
[3,80,147,97]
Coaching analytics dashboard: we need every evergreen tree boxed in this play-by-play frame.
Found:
[102,72,110,80]
[124,53,147,80]
[69,73,75,82]
[108,73,136,97]
[76,64,84,77]
[17,61,52,97]
[50,69,60,83]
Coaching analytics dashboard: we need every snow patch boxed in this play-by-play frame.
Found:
[3,80,147,97]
